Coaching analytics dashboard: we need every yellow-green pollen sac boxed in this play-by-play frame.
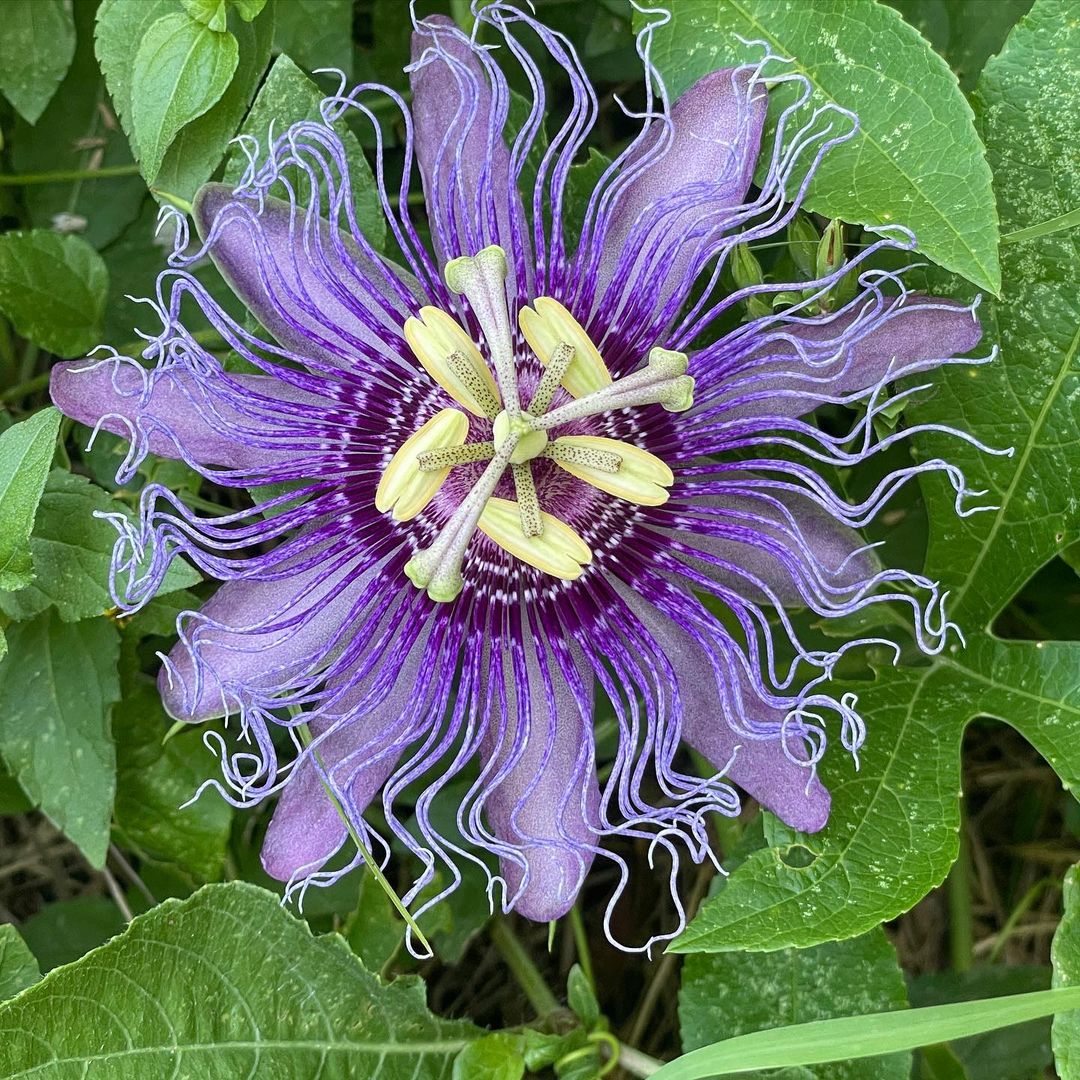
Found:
[376,245,692,602]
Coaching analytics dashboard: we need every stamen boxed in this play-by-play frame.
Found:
[530,347,694,430]
[544,439,622,473]
[405,438,518,603]
[444,246,521,417]
[519,297,612,399]
[512,463,543,537]
[549,435,674,507]
[404,307,501,418]
[477,498,592,581]
[528,342,575,415]
[375,408,470,521]
[417,441,496,472]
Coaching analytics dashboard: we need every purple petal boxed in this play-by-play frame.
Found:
[158,556,371,722]
[410,16,526,271]
[594,68,767,317]
[260,628,433,882]
[50,357,319,470]
[624,588,830,833]
[672,486,876,606]
[193,184,420,372]
[717,295,983,421]
[481,634,600,922]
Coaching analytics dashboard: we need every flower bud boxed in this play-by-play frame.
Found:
[816,218,846,280]
[788,211,818,278]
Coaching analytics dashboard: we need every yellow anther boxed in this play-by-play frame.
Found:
[374,408,469,520]
[404,307,501,418]
[551,435,674,506]
[519,297,612,399]
[477,498,592,580]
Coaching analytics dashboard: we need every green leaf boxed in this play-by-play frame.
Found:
[97,0,274,204]
[0,0,76,124]
[112,674,231,880]
[1053,864,1080,1077]
[0,612,119,867]
[344,873,407,974]
[223,54,386,251]
[0,927,40,1003]
[231,0,267,20]
[0,232,107,357]
[130,12,239,184]
[452,1034,525,1080]
[0,408,60,592]
[638,0,1000,293]
[181,0,229,33]
[273,0,353,75]
[680,928,911,1078]
[0,883,478,1076]
[653,988,1080,1079]
[0,470,200,623]
[673,0,1080,957]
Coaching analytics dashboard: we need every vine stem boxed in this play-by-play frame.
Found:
[489,917,560,1017]
[617,1044,664,1078]
[0,163,141,186]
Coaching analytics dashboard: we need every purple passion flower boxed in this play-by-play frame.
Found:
[51,6,998,948]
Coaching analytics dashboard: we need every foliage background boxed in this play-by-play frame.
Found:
[0,0,1078,1076]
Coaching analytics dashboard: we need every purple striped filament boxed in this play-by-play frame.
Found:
[50,4,1005,951]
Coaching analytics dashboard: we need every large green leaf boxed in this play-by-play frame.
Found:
[0,612,120,868]
[674,0,1080,955]
[0,408,61,592]
[0,0,76,124]
[1053,864,1080,1077]
[0,232,108,358]
[0,928,39,1004]
[273,0,353,75]
[637,0,1000,293]
[680,927,911,1078]
[0,470,200,623]
[0,883,478,1077]
[223,54,386,250]
[130,13,239,184]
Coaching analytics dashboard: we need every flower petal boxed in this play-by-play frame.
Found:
[410,16,527,271]
[593,67,767,319]
[717,295,983,421]
[50,357,322,470]
[624,589,830,833]
[482,634,600,922]
[158,554,373,723]
[260,626,433,882]
[193,183,421,372]
[671,485,875,607]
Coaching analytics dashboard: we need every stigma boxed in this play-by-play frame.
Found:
[375,245,690,602]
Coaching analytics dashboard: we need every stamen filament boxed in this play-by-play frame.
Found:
[405,437,519,602]
[512,462,543,537]
[444,246,521,417]
[417,441,496,472]
[527,342,575,415]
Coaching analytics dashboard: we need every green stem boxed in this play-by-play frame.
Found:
[0,369,49,404]
[296,722,432,956]
[988,878,1055,963]
[948,821,974,973]
[489,917,560,1017]
[569,903,595,989]
[618,1044,664,1077]
[0,163,141,186]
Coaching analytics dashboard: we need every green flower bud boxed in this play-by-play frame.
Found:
[816,218,846,280]
[788,211,818,278]
[731,242,764,290]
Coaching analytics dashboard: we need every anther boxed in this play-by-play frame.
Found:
[417,441,496,472]
[512,463,543,537]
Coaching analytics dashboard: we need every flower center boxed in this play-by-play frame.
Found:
[373,245,693,602]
